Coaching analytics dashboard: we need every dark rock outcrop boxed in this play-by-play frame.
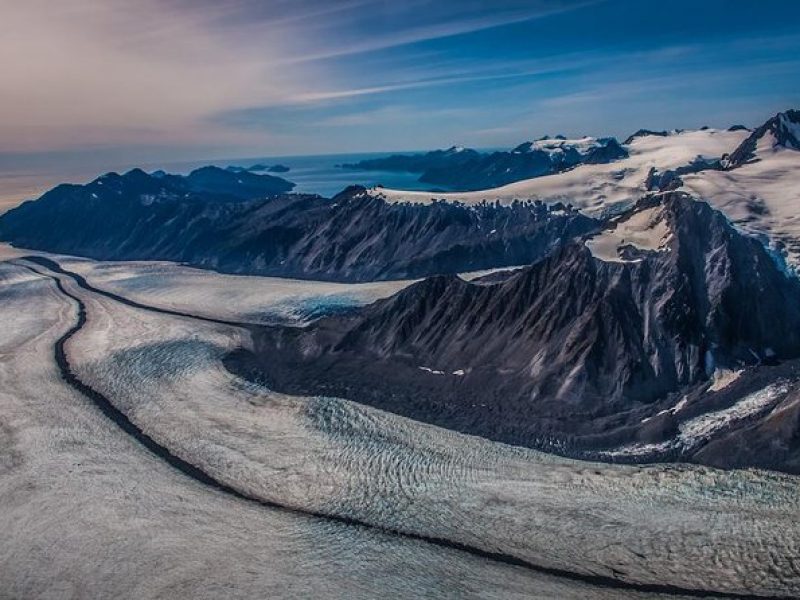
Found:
[723,109,800,168]
[0,179,598,282]
[235,193,800,457]
[623,129,669,145]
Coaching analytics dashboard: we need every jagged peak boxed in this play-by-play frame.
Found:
[623,129,669,145]
[723,109,800,168]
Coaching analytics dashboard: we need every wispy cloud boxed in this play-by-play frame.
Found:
[276,0,600,64]
[1,0,798,160]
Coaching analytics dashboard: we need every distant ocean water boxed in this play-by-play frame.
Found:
[0,151,447,214]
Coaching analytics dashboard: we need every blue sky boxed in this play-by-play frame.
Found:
[2,0,799,165]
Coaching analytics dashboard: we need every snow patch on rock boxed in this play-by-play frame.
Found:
[585,205,671,263]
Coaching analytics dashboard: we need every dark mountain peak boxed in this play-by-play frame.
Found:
[331,184,370,202]
[442,145,470,155]
[724,109,800,168]
[179,164,294,198]
[584,137,627,164]
[727,124,750,132]
[512,141,533,153]
[0,170,599,282]
[187,165,224,177]
[261,192,800,449]
[92,171,122,183]
[1,164,296,237]
[623,129,669,145]
[377,273,468,310]
[119,168,157,186]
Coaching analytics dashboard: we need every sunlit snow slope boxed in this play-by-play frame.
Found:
[682,111,800,264]
[370,128,747,213]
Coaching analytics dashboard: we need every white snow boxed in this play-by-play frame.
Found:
[679,382,788,442]
[671,395,690,414]
[585,204,671,263]
[458,264,527,281]
[682,142,800,265]
[0,260,595,599]
[603,382,789,458]
[418,366,445,375]
[708,369,744,392]
[516,136,608,157]
[370,129,748,214]
[59,256,415,325]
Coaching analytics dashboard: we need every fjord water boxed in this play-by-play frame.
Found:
[0,151,447,214]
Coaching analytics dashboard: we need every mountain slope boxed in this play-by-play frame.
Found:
[418,137,627,190]
[234,193,800,467]
[370,128,749,214]
[681,109,800,265]
[341,137,627,191]
[722,109,800,168]
[0,176,598,282]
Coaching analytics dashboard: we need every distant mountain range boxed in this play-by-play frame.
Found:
[340,136,628,191]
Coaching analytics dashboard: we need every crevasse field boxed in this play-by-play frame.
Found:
[1,244,799,599]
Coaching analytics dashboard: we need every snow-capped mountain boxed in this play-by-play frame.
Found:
[340,136,627,191]
[234,192,800,470]
[0,173,598,282]
[369,127,748,213]
[723,109,800,168]
[682,110,800,264]
[512,135,622,161]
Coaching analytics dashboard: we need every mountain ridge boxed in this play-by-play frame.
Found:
[229,192,800,470]
[0,179,599,282]
[340,137,628,191]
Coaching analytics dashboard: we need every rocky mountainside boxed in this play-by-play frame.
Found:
[368,127,749,214]
[234,193,800,467]
[680,109,800,266]
[0,176,598,281]
[723,109,800,168]
[340,137,627,191]
[623,129,669,144]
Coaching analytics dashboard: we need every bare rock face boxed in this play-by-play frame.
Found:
[723,109,800,168]
[0,176,598,282]
[235,193,800,459]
